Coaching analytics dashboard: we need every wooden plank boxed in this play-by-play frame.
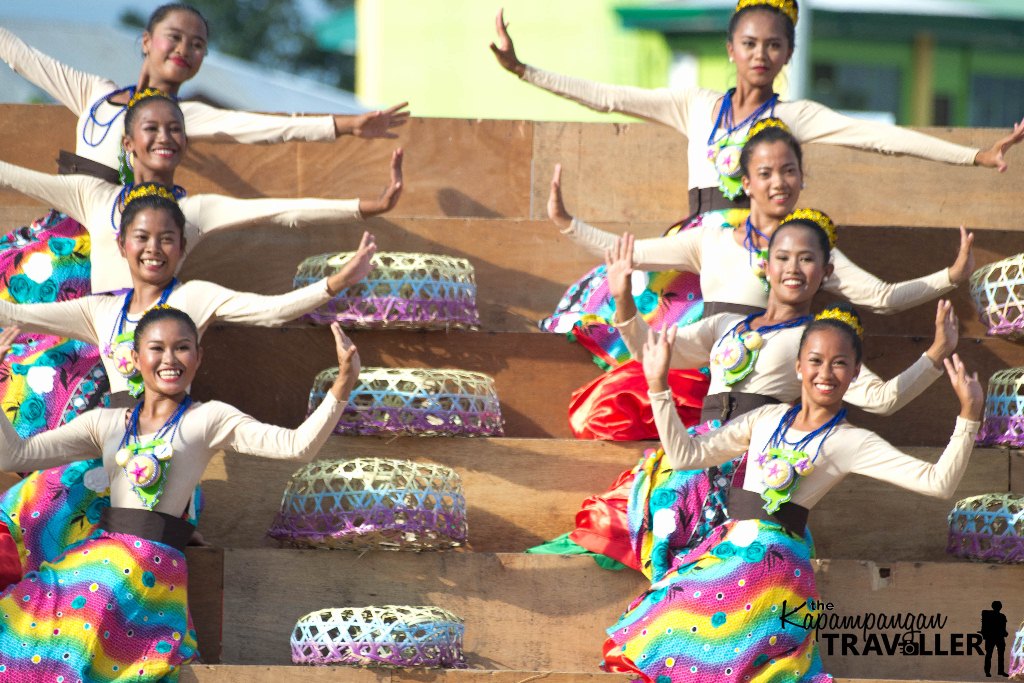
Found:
[1012,451,1024,492]
[194,441,1005,564]
[181,666,629,682]
[186,546,224,664]
[218,550,1024,680]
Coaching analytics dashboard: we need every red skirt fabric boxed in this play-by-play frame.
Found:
[0,522,23,590]
[568,361,708,441]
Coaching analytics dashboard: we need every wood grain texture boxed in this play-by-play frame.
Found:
[185,546,224,664]
[216,550,1024,680]
[193,441,1004,564]
[181,666,631,682]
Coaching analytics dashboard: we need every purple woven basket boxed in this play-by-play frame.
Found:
[977,368,1024,448]
[947,493,1024,563]
[291,605,466,668]
[295,251,479,329]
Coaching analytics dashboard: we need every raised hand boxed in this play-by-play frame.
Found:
[490,8,526,77]
[328,231,378,295]
[924,299,958,367]
[943,353,983,421]
[330,322,362,402]
[642,325,676,394]
[336,102,411,139]
[946,225,975,285]
[547,163,573,230]
[606,233,638,323]
[974,117,1024,172]
[0,326,20,365]
[359,148,404,217]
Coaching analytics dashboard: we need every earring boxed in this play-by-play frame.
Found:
[796,372,803,380]
[729,56,734,63]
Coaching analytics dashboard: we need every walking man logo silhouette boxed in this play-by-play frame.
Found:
[980,601,1009,677]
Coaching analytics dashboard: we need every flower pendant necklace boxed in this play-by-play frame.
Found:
[756,404,846,513]
[711,312,812,386]
[742,217,771,291]
[706,90,779,199]
[115,396,192,510]
[102,278,178,397]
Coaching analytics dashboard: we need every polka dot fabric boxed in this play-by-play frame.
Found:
[0,530,197,682]
[603,519,832,682]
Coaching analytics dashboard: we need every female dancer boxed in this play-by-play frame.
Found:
[493,0,1024,214]
[0,187,375,583]
[0,306,361,681]
[599,317,983,682]
[0,2,407,434]
[562,215,956,570]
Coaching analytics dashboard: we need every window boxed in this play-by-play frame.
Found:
[969,75,1024,127]
[811,62,901,118]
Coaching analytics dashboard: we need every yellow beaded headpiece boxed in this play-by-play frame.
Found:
[748,117,791,140]
[735,0,798,26]
[127,87,172,109]
[815,306,864,338]
[780,208,837,248]
[123,182,180,208]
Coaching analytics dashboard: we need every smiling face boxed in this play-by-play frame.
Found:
[141,9,208,90]
[118,207,184,288]
[122,99,187,179]
[133,317,202,399]
[742,140,802,220]
[796,326,861,409]
[726,9,793,90]
[766,224,832,308]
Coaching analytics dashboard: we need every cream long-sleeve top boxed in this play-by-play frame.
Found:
[617,311,941,414]
[0,26,336,170]
[650,399,979,507]
[564,212,954,314]
[0,392,345,518]
[523,66,979,191]
[0,160,361,293]
[0,278,333,395]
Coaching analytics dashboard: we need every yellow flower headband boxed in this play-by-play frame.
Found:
[781,208,837,249]
[815,307,864,338]
[127,87,171,109]
[748,117,791,139]
[735,0,798,26]
[123,183,180,208]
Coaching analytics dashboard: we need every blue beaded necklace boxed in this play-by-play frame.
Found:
[81,86,136,149]
[103,278,179,397]
[115,395,193,510]
[756,403,846,513]
[706,90,779,199]
[742,217,771,290]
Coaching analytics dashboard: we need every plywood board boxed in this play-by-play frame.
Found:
[186,546,224,664]
[193,441,1005,564]
[218,550,1024,681]
[181,666,629,682]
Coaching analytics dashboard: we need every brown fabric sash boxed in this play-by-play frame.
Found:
[702,301,764,318]
[687,186,751,215]
[700,391,780,425]
[99,507,195,552]
[57,150,120,184]
[727,487,808,536]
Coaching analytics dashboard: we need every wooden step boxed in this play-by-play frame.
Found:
[196,439,1010,564]
[180,665,970,683]
[215,550,1024,681]
[1,105,1020,230]
[192,325,1023,444]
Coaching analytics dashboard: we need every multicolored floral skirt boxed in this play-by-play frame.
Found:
[603,518,832,682]
[0,529,198,682]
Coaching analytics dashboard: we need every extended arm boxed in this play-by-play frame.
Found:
[825,245,960,314]
[0,405,103,471]
[0,26,111,114]
[0,296,97,342]
[0,159,107,225]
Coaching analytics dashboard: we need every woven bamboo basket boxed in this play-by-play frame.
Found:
[267,458,467,550]
[295,251,479,329]
[970,255,1024,339]
[947,493,1024,563]
[309,366,503,437]
[978,367,1024,447]
[291,605,466,668]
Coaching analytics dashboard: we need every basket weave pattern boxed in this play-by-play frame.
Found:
[295,251,479,329]
[309,366,503,437]
[978,367,1024,447]
[970,256,1024,339]
[946,493,1024,563]
[267,458,467,550]
[291,605,467,668]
